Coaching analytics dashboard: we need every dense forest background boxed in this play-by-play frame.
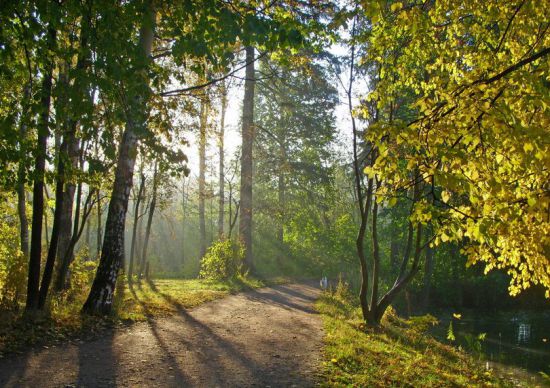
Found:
[0,0,548,324]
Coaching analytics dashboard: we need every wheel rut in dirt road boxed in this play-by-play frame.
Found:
[0,283,324,387]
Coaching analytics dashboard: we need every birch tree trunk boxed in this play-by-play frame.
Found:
[83,4,155,314]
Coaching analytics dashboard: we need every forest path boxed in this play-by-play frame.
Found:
[0,283,324,387]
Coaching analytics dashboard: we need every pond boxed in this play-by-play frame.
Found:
[430,310,550,375]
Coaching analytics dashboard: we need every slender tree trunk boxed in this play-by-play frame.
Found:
[38,139,67,308]
[277,142,286,244]
[85,212,91,247]
[129,173,145,282]
[369,194,380,319]
[139,163,157,280]
[56,184,95,290]
[218,86,226,238]
[198,97,207,258]
[96,190,102,258]
[83,4,155,314]
[181,177,187,264]
[239,46,255,271]
[55,133,79,287]
[43,194,50,247]
[55,11,89,289]
[17,85,31,261]
[26,29,56,312]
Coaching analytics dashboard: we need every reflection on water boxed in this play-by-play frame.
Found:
[431,310,550,374]
[517,323,531,343]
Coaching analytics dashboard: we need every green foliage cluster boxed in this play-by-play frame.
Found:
[199,238,245,281]
[0,194,26,308]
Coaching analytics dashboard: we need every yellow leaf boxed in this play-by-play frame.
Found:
[390,2,403,12]
[523,143,534,152]
[452,313,462,319]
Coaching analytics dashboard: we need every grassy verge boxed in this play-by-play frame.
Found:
[0,276,270,356]
[316,289,532,387]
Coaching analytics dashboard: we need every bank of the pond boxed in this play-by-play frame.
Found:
[316,290,545,387]
[430,309,550,376]
[0,276,266,355]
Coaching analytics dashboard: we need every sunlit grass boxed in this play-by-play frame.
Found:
[0,276,269,355]
[316,292,526,388]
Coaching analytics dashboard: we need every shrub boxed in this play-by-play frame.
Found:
[199,238,245,281]
[0,195,27,309]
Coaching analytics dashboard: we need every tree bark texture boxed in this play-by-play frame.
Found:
[239,46,255,271]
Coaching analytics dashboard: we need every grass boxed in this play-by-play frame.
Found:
[316,289,536,388]
[0,275,270,356]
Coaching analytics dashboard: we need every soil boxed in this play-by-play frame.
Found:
[0,283,324,387]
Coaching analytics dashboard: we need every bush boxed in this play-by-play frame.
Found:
[199,238,245,281]
[0,194,27,309]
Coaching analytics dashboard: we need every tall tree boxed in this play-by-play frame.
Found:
[239,46,256,271]
[26,26,56,312]
[83,2,156,314]
[17,85,31,261]
[198,96,208,258]
[218,82,227,238]
[139,161,158,280]
[55,3,92,291]
[128,172,145,283]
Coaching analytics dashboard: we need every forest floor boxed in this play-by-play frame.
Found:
[0,282,323,387]
[317,289,548,388]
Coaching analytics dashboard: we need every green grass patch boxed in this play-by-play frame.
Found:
[316,291,525,388]
[0,275,268,356]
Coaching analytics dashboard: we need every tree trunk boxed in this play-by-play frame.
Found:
[139,163,157,280]
[218,85,226,238]
[17,85,31,261]
[96,190,102,258]
[82,4,155,314]
[55,9,89,292]
[26,29,55,312]
[198,97,207,258]
[129,173,145,282]
[277,142,286,244]
[85,211,91,247]
[181,177,187,264]
[239,46,255,271]
[38,139,68,309]
[55,133,79,289]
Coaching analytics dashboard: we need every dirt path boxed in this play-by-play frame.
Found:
[0,283,324,387]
